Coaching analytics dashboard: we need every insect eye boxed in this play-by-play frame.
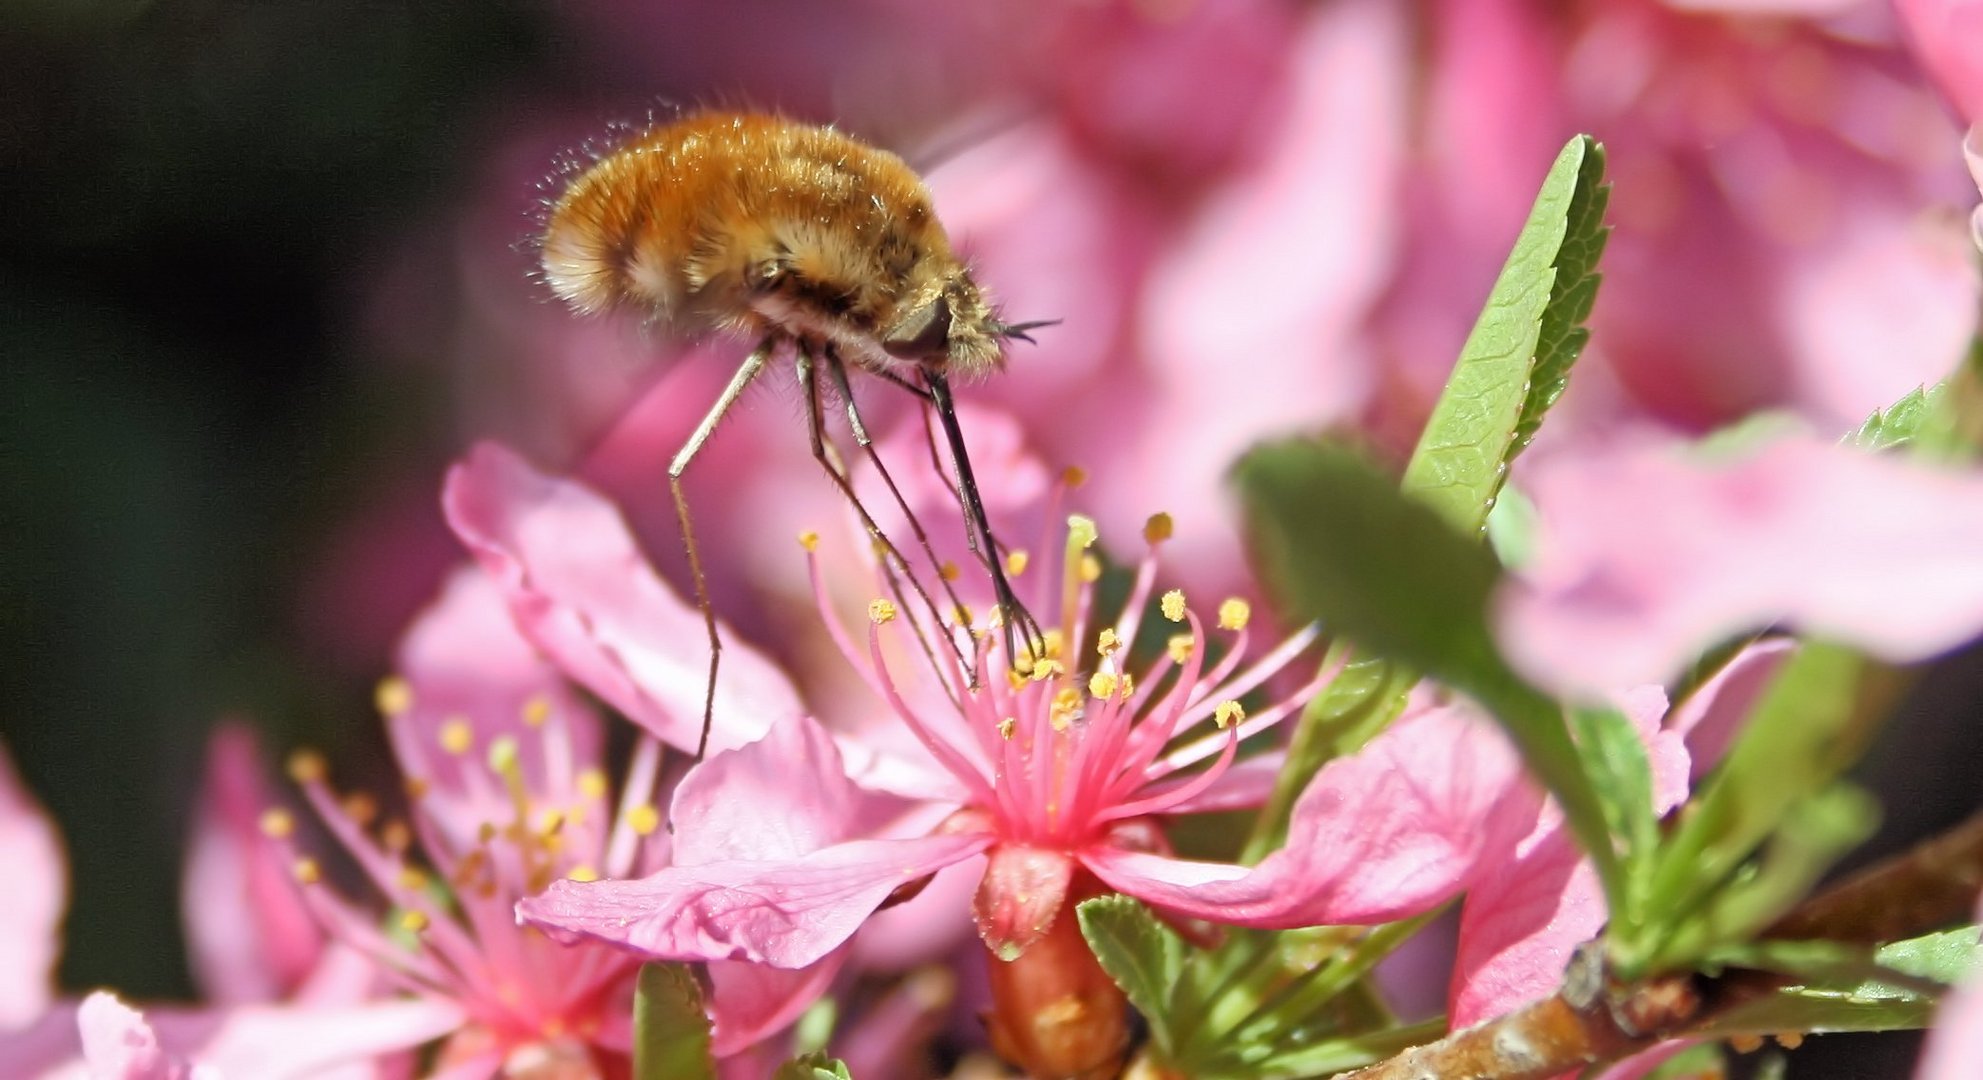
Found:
[882,295,953,361]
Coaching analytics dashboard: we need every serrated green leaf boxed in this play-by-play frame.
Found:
[1401,135,1608,534]
[1914,336,1983,458]
[1694,927,1979,1037]
[1245,1018,1447,1079]
[633,963,715,1080]
[1235,439,1622,908]
[1634,644,1907,975]
[1848,382,1945,452]
[771,1053,854,1080]
[1078,895,1184,1056]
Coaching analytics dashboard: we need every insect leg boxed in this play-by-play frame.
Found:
[921,369,1049,666]
[797,344,972,700]
[669,334,776,759]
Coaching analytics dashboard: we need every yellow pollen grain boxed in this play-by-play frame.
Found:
[381,819,412,854]
[1049,688,1083,730]
[374,676,413,717]
[1061,465,1088,488]
[1214,700,1246,729]
[1088,671,1119,699]
[487,736,519,773]
[522,695,552,727]
[1029,658,1065,682]
[627,804,661,836]
[1005,549,1030,576]
[259,808,294,839]
[577,768,609,800]
[997,717,1017,740]
[1117,672,1136,700]
[1218,598,1252,631]
[1730,1034,1764,1054]
[1042,628,1065,659]
[286,749,327,785]
[478,822,498,844]
[439,718,474,756]
[539,809,566,836]
[398,866,430,893]
[798,529,819,552]
[953,603,974,626]
[1005,669,1030,693]
[939,561,961,582]
[292,857,321,885]
[1161,590,1186,622]
[566,865,599,883]
[1167,633,1195,663]
[341,792,379,827]
[1080,553,1102,583]
[1067,514,1098,549]
[1143,512,1174,544]
[868,598,898,624]
[400,910,431,934]
[403,776,430,801]
[1096,628,1120,657]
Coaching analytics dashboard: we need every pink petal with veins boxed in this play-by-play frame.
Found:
[78,993,203,1080]
[519,832,992,969]
[1082,702,1538,927]
[1499,436,1983,699]
[443,441,800,754]
[669,714,864,867]
[0,741,64,1030]
[706,954,847,1058]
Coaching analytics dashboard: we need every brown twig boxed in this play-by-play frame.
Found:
[1332,806,1983,1080]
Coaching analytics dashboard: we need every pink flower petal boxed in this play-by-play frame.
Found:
[443,441,801,755]
[1082,702,1539,927]
[519,832,992,969]
[670,714,864,867]
[1667,638,1794,781]
[1498,436,1983,699]
[1894,0,1983,123]
[706,952,847,1057]
[143,997,466,1077]
[973,845,1076,961]
[0,740,64,1030]
[79,993,203,1080]
[180,725,324,1006]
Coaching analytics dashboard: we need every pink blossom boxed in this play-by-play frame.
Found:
[519,491,1539,971]
[1497,434,1983,698]
[78,993,214,1080]
[0,742,64,1032]
[1893,0,1983,122]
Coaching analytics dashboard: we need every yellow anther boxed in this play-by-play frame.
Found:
[1117,672,1135,700]
[1029,658,1065,682]
[439,718,474,756]
[953,604,974,626]
[400,910,431,934]
[286,750,327,785]
[259,808,294,839]
[1049,688,1083,730]
[939,561,961,582]
[1096,628,1120,657]
[522,696,552,727]
[381,819,412,854]
[478,822,498,844]
[1218,598,1252,631]
[1061,465,1088,488]
[997,717,1017,740]
[1167,633,1195,663]
[576,768,609,801]
[1042,628,1065,659]
[627,804,661,836]
[1214,701,1246,729]
[868,599,898,625]
[798,530,820,552]
[566,865,600,883]
[539,809,567,836]
[375,676,413,717]
[1067,515,1098,549]
[1088,671,1119,699]
[1161,590,1186,622]
[398,866,430,893]
[487,736,520,773]
[1006,668,1030,693]
[1730,1035,1764,1054]
[1775,1033,1804,1050]
[403,776,431,800]
[292,857,321,885]
[1143,513,1174,544]
[341,792,379,826]
[1005,550,1030,576]
[1080,554,1102,583]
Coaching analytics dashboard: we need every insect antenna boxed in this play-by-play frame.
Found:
[921,369,1050,669]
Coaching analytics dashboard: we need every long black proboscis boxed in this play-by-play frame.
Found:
[922,369,1047,663]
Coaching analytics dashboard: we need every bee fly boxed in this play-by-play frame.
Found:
[539,110,1052,756]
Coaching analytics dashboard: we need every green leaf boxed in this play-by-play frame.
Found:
[1245,1018,1448,1079]
[1569,706,1658,921]
[1847,382,1945,452]
[633,963,716,1080]
[1078,895,1185,1055]
[1695,927,1980,1037]
[1400,135,1608,534]
[1235,439,1622,908]
[1633,644,1908,975]
[772,1054,854,1080]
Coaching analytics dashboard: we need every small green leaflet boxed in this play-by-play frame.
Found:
[771,1054,855,1080]
[1400,135,1609,535]
[1697,926,1980,1036]
[633,963,716,1080]
[1847,382,1945,452]
[1077,895,1185,1058]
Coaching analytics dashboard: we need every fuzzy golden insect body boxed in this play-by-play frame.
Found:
[542,111,1011,377]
